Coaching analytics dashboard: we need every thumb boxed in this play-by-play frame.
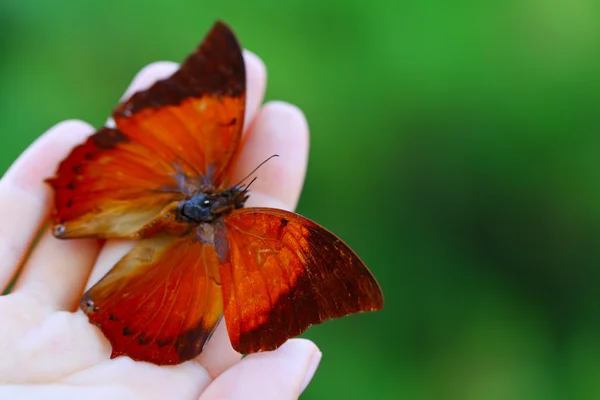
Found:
[199,339,322,400]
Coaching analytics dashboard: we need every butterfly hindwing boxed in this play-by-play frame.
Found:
[81,234,223,365]
[218,208,384,354]
[47,21,246,239]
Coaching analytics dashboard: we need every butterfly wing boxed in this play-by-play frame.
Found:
[81,234,223,365]
[48,21,246,239]
[113,20,245,186]
[218,208,384,354]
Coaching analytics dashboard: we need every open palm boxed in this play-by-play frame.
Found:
[0,51,321,400]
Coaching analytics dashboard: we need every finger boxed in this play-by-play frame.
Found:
[60,351,212,400]
[13,228,100,311]
[84,240,134,291]
[242,50,267,133]
[0,120,96,292]
[231,101,310,211]
[199,339,322,400]
[194,319,241,379]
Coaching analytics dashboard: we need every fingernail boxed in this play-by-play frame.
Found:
[300,350,322,392]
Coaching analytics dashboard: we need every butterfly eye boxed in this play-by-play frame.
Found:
[201,199,211,208]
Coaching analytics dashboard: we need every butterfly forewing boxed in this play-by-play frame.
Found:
[113,21,245,187]
[47,127,181,238]
[47,21,246,239]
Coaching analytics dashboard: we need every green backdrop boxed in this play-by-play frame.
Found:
[2,1,600,398]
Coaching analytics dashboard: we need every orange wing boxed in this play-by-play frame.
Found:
[218,208,384,354]
[81,234,223,365]
[47,21,246,239]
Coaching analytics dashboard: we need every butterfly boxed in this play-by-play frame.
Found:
[46,21,384,365]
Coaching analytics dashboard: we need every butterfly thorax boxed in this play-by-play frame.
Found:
[178,185,248,223]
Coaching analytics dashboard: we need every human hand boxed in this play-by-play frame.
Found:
[0,51,321,400]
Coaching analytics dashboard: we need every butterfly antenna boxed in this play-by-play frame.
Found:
[243,176,258,191]
[233,154,279,187]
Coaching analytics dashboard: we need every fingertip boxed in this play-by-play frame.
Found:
[85,239,135,290]
[242,49,267,132]
[200,339,322,400]
[4,119,94,189]
[243,50,266,77]
[47,119,95,137]
[122,61,179,100]
[105,61,179,127]
[259,101,310,166]
[42,119,95,149]
[298,341,322,392]
[262,100,309,130]
[194,318,241,379]
[266,100,310,152]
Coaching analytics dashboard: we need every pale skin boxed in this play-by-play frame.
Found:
[0,51,321,399]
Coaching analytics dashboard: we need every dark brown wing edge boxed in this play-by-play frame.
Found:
[115,21,245,116]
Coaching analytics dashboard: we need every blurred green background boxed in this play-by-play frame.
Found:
[2,0,600,398]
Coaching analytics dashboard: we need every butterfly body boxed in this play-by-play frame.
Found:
[179,186,247,224]
[48,21,384,365]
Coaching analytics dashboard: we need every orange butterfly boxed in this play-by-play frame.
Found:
[47,21,384,365]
